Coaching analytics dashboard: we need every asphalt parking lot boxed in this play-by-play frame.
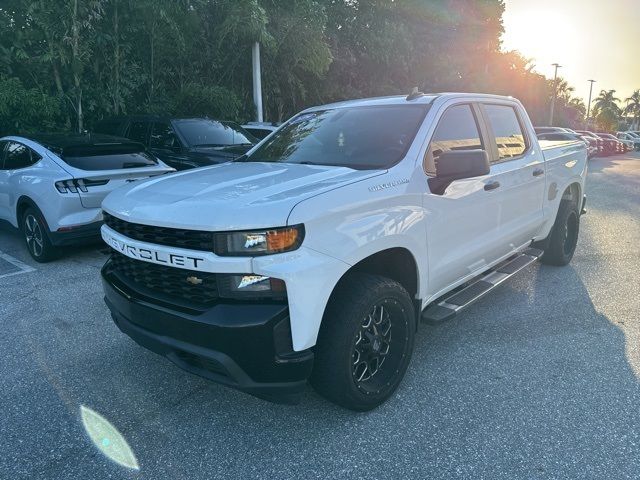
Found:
[1,153,639,479]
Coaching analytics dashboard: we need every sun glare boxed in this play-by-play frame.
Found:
[502,9,579,73]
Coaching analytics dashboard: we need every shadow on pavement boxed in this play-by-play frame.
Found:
[23,258,638,478]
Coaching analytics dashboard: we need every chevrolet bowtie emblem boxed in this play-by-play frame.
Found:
[186,276,203,285]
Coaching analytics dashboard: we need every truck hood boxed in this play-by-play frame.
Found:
[102,162,384,231]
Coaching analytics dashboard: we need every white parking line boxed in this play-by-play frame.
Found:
[0,251,36,279]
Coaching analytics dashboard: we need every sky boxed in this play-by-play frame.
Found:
[502,0,640,108]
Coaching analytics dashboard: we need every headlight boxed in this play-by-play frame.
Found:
[217,274,287,300]
[214,225,304,256]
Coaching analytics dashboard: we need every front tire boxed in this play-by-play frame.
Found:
[540,200,580,266]
[22,208,57,262]
[311,273,416,411]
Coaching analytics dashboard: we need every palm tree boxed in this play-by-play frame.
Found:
[593,90,621,130]
[624,90,640,129]
[555,78,575,103]
[593,90,621,115]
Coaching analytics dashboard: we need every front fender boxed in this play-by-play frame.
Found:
[288,182,429,300]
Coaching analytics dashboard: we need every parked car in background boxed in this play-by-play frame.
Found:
[0,134,173,261]
[241,122,281,140]
[597,133,626,153]
[100,93,587,410]
[616,132,640,151]
[536,131,597,158]
[94,116,258,170]
[576,131,611,156]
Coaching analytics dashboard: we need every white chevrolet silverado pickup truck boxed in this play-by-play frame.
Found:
[100,93,587,411]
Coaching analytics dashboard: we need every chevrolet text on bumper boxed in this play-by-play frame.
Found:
[101,93,588,411]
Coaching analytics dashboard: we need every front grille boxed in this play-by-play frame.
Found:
[105,252,218,308]
[103,212,214,251]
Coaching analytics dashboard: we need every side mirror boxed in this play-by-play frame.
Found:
[428,149,490,195]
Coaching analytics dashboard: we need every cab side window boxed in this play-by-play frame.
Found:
[3,141,40,170]
[483,104,527,160]
[150,122,180,150]
[424,104,483,176]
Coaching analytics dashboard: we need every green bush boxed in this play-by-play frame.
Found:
[0,77,64,136]
[172,83,243,121]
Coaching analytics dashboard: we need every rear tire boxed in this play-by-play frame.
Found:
[540,200,580,266]
[311,273,416,411]
[22,207,58,262]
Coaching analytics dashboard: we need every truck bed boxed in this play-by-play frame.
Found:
[539,139,586,163]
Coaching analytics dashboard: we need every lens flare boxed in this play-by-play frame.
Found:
[80,405,139,470]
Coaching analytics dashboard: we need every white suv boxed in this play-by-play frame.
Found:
[0,134,173,261]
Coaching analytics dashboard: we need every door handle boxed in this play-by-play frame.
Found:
[532,168,544,177]
[484,181,500,191]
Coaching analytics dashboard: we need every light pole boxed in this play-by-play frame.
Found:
[548,63,561,126]
[252,42,263,123]
[586,79,596,128]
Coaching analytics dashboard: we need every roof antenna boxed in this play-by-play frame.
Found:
[406,87,425,101]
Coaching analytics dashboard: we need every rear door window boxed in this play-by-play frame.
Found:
[126,121,150,145]
[3,141,40,170]
[424,104,483,176]
[483,105,528,160]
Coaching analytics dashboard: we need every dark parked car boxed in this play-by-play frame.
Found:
[536,131,598,159]
[534,126,571,135]
[94,116,257,170]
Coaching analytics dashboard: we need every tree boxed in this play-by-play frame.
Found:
[0,0,593,132]
[624,90,640,129]
[593,90,621,131]
[27,0,105,132]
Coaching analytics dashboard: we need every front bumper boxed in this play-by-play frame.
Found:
[101,261,314,403]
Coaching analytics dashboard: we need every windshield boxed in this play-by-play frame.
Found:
[174,119,256,147]
[243,105,429,170]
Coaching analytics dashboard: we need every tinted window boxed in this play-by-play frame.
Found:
[424,104,482,175]
[62,145,158,171]
[4,142,38,170]
[126,121,150,144]
[484,105,527,160]
[150,122,180,149]
[246,105,429,170]
[174,119,255,147]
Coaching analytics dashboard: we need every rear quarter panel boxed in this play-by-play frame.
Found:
[2,137,79,229]
[537,140,588,239]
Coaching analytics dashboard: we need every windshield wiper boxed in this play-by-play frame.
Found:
[192,143,226,148]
